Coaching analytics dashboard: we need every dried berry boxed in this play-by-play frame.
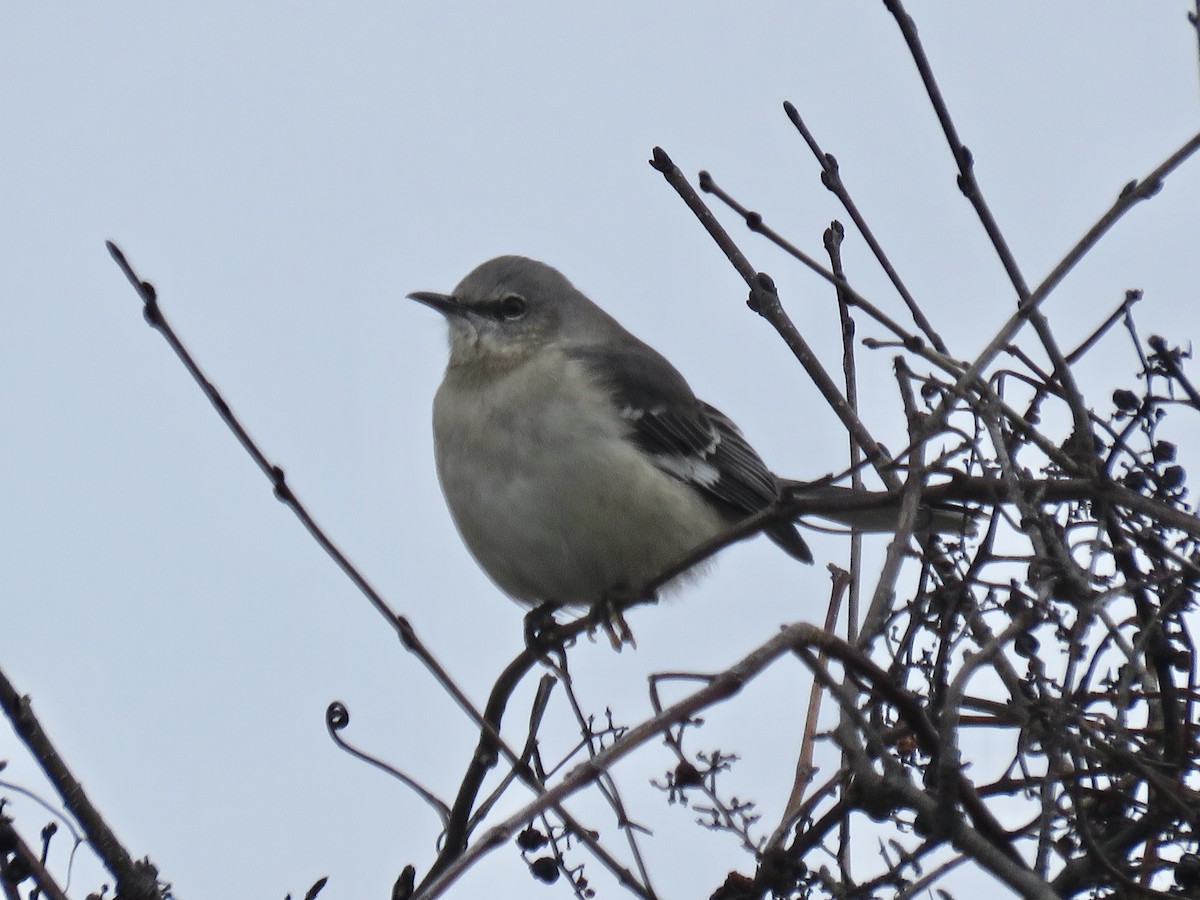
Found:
[1159,465,1186,491]
[516,826,547,851]
[1123,471,1149,491]
[529,857,560,884]
[1153,441,1177,462]
[674,760,704,789]
[1112,388,1139,411]
[1177,853,1200,890]
[1014,633,1040,657]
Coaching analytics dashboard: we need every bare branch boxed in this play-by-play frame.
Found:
[783,100,948,353]
[0,664,164,900]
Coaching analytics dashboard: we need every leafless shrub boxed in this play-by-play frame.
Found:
[4,4,1200,899]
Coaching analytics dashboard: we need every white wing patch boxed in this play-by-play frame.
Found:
[650,452,722,487]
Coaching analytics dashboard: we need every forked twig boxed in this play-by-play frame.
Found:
[773,567,852,844]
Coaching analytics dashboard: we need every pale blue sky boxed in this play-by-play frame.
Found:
[3,4,1198,897]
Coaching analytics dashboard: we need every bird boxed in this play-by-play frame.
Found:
[409,256,959,611]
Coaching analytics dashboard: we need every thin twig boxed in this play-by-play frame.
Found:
[825,222,864,640]
[417,622,939,899]
[1064,290,1142,365]
[884,0,1099,460]
[325,703,451,826]
[0,817,71,900]
[783,100,947,353]
[0,665,163,900]
[1191,0,1200,95]
[1149,334,1200,410]
[773,567,852,844]
[648,150,900,489]
[922,131,1200,437]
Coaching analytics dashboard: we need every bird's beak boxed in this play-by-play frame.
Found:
[407,291,466,317]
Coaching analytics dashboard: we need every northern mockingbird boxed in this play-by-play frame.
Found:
[410,256,951,609]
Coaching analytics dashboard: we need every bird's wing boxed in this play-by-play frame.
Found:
[565,343,779,517]
[566,341,812,563]
[623,401,783,515]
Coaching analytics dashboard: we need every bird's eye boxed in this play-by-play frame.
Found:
[499,295,527,320]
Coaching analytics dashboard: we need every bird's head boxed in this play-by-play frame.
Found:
[409,256,595,370]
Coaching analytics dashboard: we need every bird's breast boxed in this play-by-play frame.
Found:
[430,353,726,605]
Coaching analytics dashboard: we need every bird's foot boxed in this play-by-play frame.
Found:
[523,601,566,655]
[590,586,646,651]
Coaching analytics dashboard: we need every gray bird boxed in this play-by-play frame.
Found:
[409,256,952,609]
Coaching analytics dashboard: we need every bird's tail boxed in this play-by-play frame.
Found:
[781,481,976,536]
